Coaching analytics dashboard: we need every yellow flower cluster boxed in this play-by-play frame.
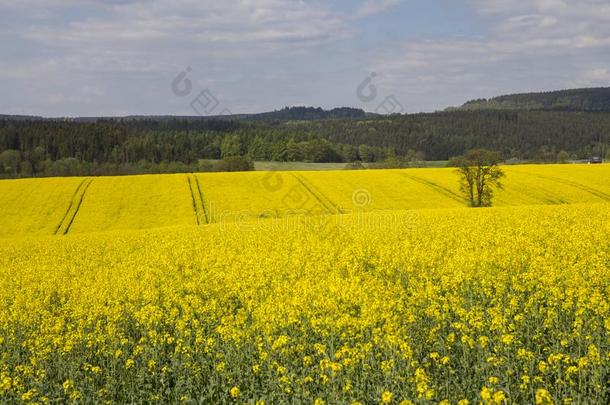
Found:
[0,200,608,402]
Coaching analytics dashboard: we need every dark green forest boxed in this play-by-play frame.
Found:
[1,102,609,178]
[456,87,610,112]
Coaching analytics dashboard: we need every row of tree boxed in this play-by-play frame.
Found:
[0,150,254,178]
[1,108,609,178]
[457,87,610,112]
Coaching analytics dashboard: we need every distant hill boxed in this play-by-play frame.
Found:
[0,106,371,123]
[453,87,610,112]
[0,114,44,121]
[2,88,609,180]
[244,106,371,121]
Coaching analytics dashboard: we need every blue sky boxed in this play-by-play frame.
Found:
[1,0,610,116]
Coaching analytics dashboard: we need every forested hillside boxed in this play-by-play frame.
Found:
[1,108,609,177]
[456,87,610,112]
[242,106,369,121]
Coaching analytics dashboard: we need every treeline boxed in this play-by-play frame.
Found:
[0,119,395,179]
[457,87,610,112]
[303,110,609,159]
[0,109,609,178]
[243,106,369,121]
[0,150,254,178]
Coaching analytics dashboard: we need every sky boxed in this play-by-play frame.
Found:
[1,0,610,116]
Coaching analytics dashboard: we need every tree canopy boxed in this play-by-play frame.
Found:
[449,149,505,208]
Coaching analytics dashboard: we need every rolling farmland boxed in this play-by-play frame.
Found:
[5,0,610,402]
[0,164,609,403]
[0,164,608,237]
[0,177,84,238]
[68,174,195,234]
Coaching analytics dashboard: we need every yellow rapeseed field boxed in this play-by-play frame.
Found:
[0,164,608,236]
[0,164,609,403]
[0,177,83,238]
[0,204,609,403]
[294,165,610,212]
[68,174,196,234]
[195,172,311,223]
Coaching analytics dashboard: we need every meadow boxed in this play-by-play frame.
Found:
[0,164,609,403]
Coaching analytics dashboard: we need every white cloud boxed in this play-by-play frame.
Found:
[473,0,568,15]
[0,0,359,115]
[25,0,350,49]
[361,0,610,111]
[7,0,352,78]
[354,0,402,18]
[568,68,610,88]
[3,0,610,115]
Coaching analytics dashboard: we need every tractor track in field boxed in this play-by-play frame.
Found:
[55,178,94,235]
[400,173,465,204]
[187,176,200,225]
[194,176,209,224]
[187,174,208,225]
[515,171,610,202]
[291,173,344,214]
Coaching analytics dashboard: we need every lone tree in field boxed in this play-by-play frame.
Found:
[450,149,505,207]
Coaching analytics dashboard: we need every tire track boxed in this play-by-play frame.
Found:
[291,173,343,214]
[187,174,208,225]
[193,176,209,224]
[400,172,465,204]
[56,178,93,235]
[187,175,201,225]
[515,171,610,202]
[54,178,89,235]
